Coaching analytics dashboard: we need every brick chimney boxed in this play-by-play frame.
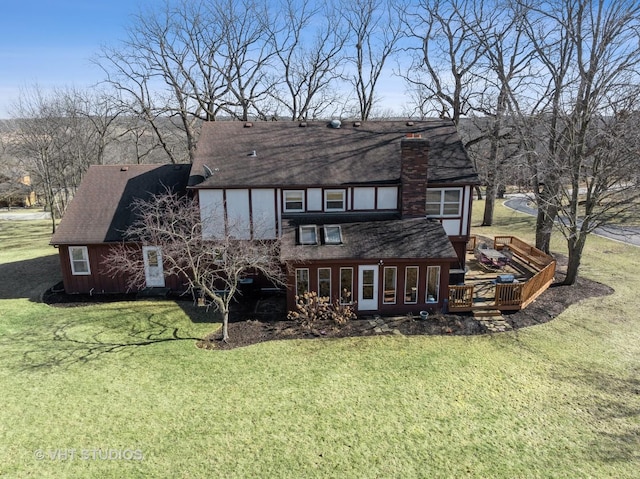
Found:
[400,135,429,218]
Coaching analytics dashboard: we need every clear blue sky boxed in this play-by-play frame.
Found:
[0,0,406,119]
[0,0,144,118]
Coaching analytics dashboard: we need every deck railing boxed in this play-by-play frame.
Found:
[448,236,556,312]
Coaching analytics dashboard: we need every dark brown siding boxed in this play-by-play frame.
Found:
[58,244,186,294]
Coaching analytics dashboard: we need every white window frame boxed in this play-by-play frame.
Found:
[318,267,332,299]
[383,266,397,305]
[284,190,305,213]
[323,225,343,244]
[69,246,91,275]
[324,189,346,212]
[425,187,462,217]
[404,266,419,304]
[340,267,354,304]
[295,268,310,297]
[298,225,318,245]
[426,266,441,303]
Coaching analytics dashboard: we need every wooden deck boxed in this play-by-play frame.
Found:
[448,236,556,312]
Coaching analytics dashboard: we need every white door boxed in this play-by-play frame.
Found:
[143,246,165,288]
[358,265,379,311]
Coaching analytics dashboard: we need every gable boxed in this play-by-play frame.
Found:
[50,164,191,245]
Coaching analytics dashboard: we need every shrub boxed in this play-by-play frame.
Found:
[287,292,356,329]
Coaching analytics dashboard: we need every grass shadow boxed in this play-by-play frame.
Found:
[0,310,208,371]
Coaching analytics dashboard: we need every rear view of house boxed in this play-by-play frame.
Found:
[189,120,479,315]
[51,119,478,316]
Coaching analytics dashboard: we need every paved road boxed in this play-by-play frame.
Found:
[504,195,640,247]
[0,210,51,221]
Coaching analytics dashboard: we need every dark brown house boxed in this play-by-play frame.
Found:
[51,120,478,316]
[50,164,191,294]
[189,120,478,315]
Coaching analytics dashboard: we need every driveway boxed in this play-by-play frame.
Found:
[0,210,51,221]
[503,194,640,247]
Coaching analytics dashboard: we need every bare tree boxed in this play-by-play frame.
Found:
[9,86,121,230]
[464,1,535,225]
[104,191,286,342]
[401,0,487,123]
[343,0,405,120]
[547,0,640,284]
[267,0,348,120]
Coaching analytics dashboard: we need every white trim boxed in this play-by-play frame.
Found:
[69,246,91,276]
[339,267,354,304]
[299,225,318,245]
[323,225,342,244]
[358,265,379,311]
[295,268,310,296]
[142,245,165,288]
[383,266,397,305]
[426,266,440,303]
[318,267,332,299]
[283,190,305,213]
[404,266,419,304]
[324,189,346,212]
[426,187,463,217]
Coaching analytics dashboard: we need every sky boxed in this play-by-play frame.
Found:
[0,0,143,118]
[0,0,408,120]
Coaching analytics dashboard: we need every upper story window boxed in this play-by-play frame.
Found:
[323,225,342,244]
[426,188,462,217]
[284,190,305,212]
[324,189,345,211]
[69,246,91,275]
[298,225,318,245]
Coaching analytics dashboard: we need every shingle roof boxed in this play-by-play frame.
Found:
[280,217,458,262]
[50,164,191,245]
[190,120,478,188]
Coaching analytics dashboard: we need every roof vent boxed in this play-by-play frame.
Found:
[248,150,257,157]
[406,121,414,126]
[299,121,307,127]
[353,121,361,127]
[329,119,341,129]
[120,166,129,172]
[203,165,214,178]
[244,122,253,128]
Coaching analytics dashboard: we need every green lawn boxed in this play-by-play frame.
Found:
[0,205,639,478]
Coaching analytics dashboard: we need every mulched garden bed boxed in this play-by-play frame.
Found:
[43,260,614,351]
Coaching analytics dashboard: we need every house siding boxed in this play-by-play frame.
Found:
[58,244,186,294]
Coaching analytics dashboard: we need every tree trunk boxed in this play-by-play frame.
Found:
[474,185,483,200]
[482,181,496,226]
[221,309,230,343]
[564,233,586,286]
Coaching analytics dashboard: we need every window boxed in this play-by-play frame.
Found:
[340,267,353,304]
[425,188,462,217]
[318,268,331,298]
[69,246,90,275]
[323,225,342,244]
[324,189,345,211]
[426,266,440,303]
[295,269,309,296]
[298,225,318,245]
[404,266,419,304]
[383,267,397,304]
[284,190,305,212]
